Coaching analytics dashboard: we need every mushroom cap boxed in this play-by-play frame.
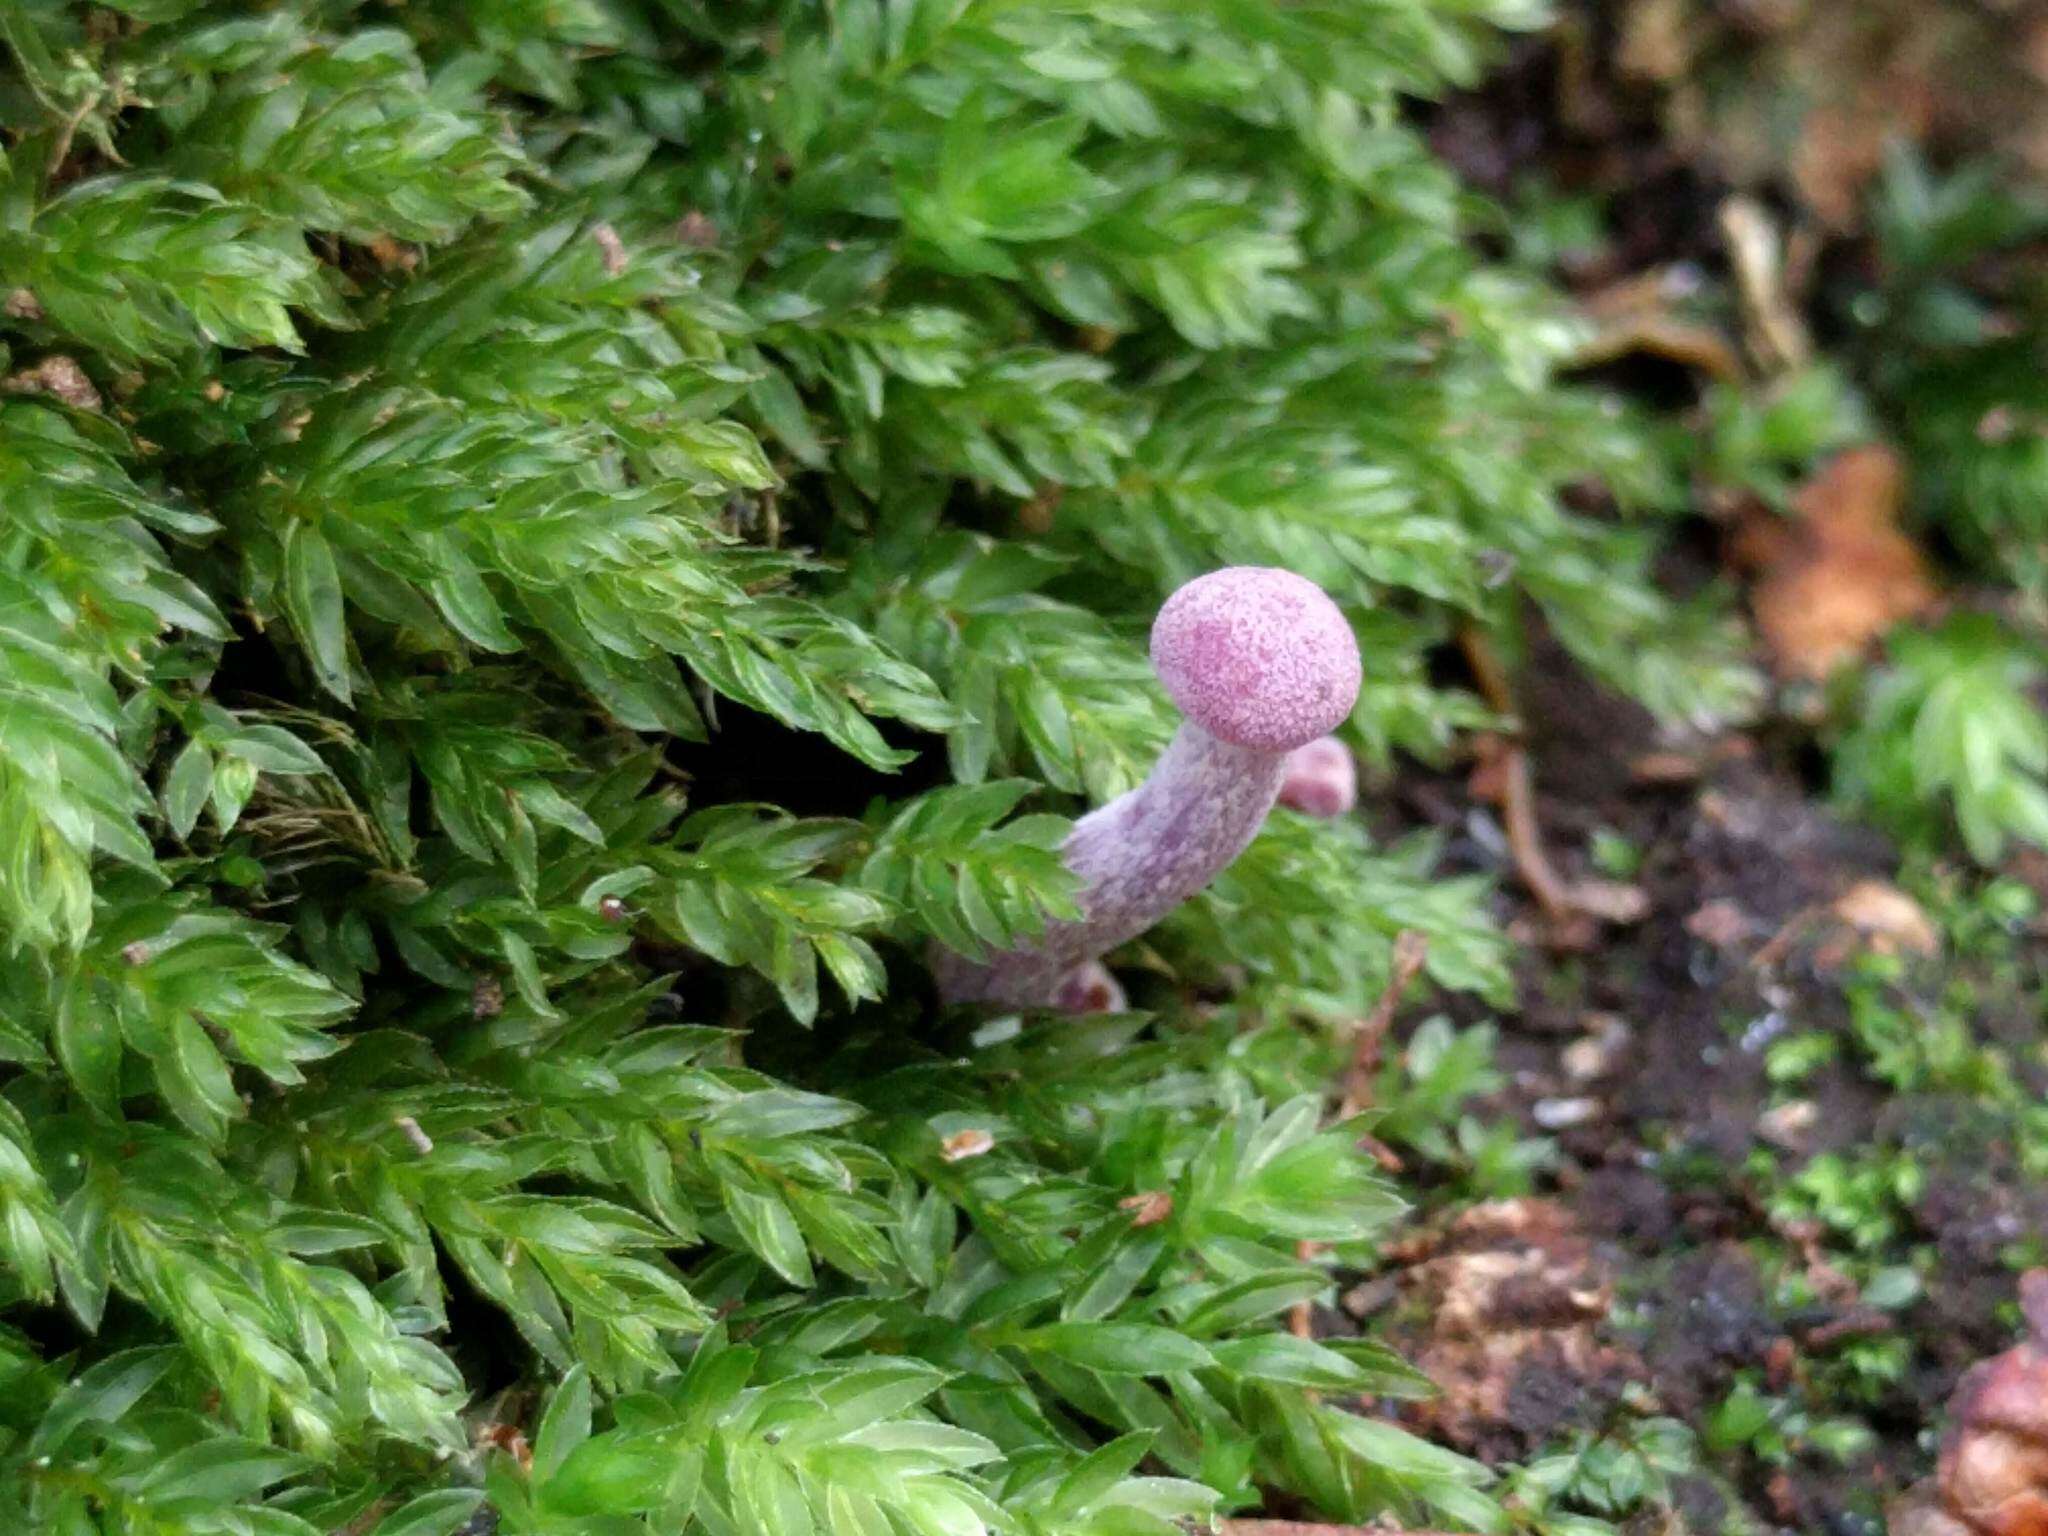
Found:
[1150,567,1361,752]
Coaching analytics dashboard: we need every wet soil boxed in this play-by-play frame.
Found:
[1339,7,2048,1525]
[1356,631,2048,1533]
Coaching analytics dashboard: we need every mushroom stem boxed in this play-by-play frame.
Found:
[938,724,1287,1007]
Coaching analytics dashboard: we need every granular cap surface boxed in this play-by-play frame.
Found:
[1149,566,1362,752]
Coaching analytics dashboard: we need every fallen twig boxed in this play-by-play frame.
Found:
[1338,930,1429,1122]
[1748,903,1821,972]
[1289,1240,1319,1340]
[1720,195,1813,375]
[1456,626,1584,927]
[1799,1308,1892,1351]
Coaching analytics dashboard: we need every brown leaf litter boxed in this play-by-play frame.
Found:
[1381,1199,1641,1461]
[1733,443,1937,680]
[1892,1270,2048,1536]
[3,354,101,411]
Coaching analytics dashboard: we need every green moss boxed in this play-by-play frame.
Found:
[0,2,1769,1530]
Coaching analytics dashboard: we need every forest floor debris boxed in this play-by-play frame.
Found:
[1337,623,2048,1532]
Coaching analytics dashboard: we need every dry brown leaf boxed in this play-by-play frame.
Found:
[363,233,418,272]
[1573,312,1744,382]
[1561,1013,1632,1083]
[1740,444,1936,679]
[940,1128,994,1162]
[1573,266,1744,382]
[1686,898,1754,949]
[1387,1200,1638,1459]
[1757,1099,1818,1151]
[1630,750,1707,784]
[475,1421,533,1473]
[3,355,100,411]
[1915,1271,2048,1536]
[1015,482,1063,536]
[1833,879,1940,957]
[674,210,720,248]
[1118,1190,1173,1227]
[1567,878,1651,926]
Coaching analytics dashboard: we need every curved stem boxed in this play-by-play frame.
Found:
[937,724,1285,1007]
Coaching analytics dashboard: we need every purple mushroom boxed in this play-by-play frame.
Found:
[1278,734,1357,818]
[936,566,1362,1008]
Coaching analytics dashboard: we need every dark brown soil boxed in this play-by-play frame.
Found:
[1330,5,2048,1523]
[1358,630,2048,1532]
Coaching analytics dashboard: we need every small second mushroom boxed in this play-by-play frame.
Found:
[1278,734,1358,818]
[937,566,1362,1009]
